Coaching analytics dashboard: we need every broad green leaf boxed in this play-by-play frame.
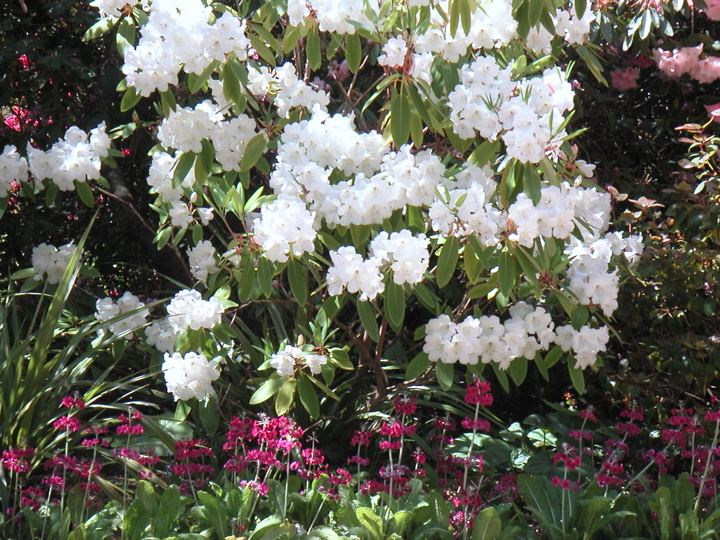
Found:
[576,0,587,18]
[436,236,460,288]
[250,375,285,405]
[568,360,586,394]
[472,507,502,540]
[116,17,135,56]
[75,181,95,207]
[288,258,308,306]
[257,257,274,298]
[120,86,142,112]
[498,250,516,299]
[197,491,228,538]
[83,17,115,41]
[534,351,549,382]
[222,61,243,106]
[544,345,563,368]
[468,140,501,167]
[275,377,297,415]
[508,356,528,386]
[384,280,405,332]
[436,362,454,391]
[298,375,320,419]
[391,87,411,148]
[357,300,379,342]
[307,26,322,71]
[198,394,219,436]
[406,352,431,380]
[172,151,196,189]
[240,133,267,172]
[571,305,589,330]
[356,508,383,540]
[523,165,542,205]
[413,282,440,314]
[345,32,362,72]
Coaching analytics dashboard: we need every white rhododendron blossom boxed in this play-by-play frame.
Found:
[555,325,610,369]
[90,0,134,18]
[95,292,149,339]
[285,0,380,34]
[162,351,221,401]
[26,123,110,191]
[166,289,224,332]
[326,247,385,301]
[121,0,249,96]
[187,240,219,282]
[247,64,330,117]
[31,242,76,284]
[378,38,408,68]
[145,319,178,353]
[0,146,28,197]
[269,346,329,376]
[370,230,430,285]
[423,303,557,369]
[253,197,318,263]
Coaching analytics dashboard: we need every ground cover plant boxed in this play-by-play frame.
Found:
[0,0,719,537]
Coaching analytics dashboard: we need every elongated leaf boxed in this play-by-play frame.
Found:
[436,362,454,391]
[307,26,322,71]
[288,258,308,306]
[250,375,285,405]
[75,181,95,207]
[436,236,459,288]
[173,152,196,188]
[357,300,379,342]
[197,491,228,539]
[472,507,502,540]
[120,86,142,112]
[275,377,297,415]
[384,280,405,332]
[568,360,586,394]
[298,375,320,419]
[508,356,528,386]
[345,32,362,72]
[240,133,267,172]
[498,250,516,299]
[406,352,431,380]
[83,17,115,41]
[391,87,411,148]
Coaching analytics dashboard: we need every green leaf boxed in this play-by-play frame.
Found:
[155,485,180,538]
[576,0,587,18]
[222,61,243,106]
[116,17,135,56]
[250,375,285,405]
[357,300,379,342]
[120,86,142,112]
[518,475,561,529]
[436,362,454,391]
[508,356,528,386]
[275,377,297,415]
[523,165,541,205]
[173,152,196,189]
[498,250,516,299]
[571,305,589,330]
[436,236,460,288]
[544,345,563,369]
[472,507,502,540]
[356,508,383,540]
[75,181,95,207]
[468,140,501,168]
[413,282,439,314]
[568,360,586,394]
[257,257,274,298]
[307,26,322,71]
[345,32,362,72]
[83,17,116,41]
[384,280,405,332]
[391,87,411,148]
[534,351,549,382]
[240,133,267,173]
[492,362,510,393]
[197,491,228,539]
[288,258,308,306]
[406,352,431,380]
[298,375,320,419]
[198,394,219,436]
[330,348,353,370]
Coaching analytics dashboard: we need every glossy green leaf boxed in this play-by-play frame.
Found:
[75,181,95,207]
[406,352,431,380]
[468,139,501,168]
[257,257,274,298]
[345,32,362,72]
[436,362,454,391]
[240,133,267,173]
[288,258,308,306]
[120,86,142,112]
[83,17,115,41]
[384,280,405,332]
[298,375,320,419]
[436,236,460,288]
[498,250,516,300]
[307,26,322,71]
[508,356,528,386]
[391,87,411,148]
[172,151,196,189]
[275,377,297,415]
[250,375,285,405]
[357,300,379,342]
[198,394,219,436]
[568,360,586,394]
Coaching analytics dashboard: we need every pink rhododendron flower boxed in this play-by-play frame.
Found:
[701,0,720,20]
[611,67,640,91]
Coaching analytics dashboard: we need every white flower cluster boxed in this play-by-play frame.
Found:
[247,64,330,118]
[0,146,28,197]
[526,6,595,54]
[449,57,574,163]
[252,197,318,264]
[286,0,380,34]
[26,123,111,191]
[187,240,219,282]
[429,164,504,244]
[122,0,250,96]
[555,324,609,369]
[90,0,137,18]
[31,242,76,284]
[565,233,643,317]
[269,345,328,377]
[423,302,556,369]
[326,230,429,300]
[166,289,224,332]
[162,351,220,401]
[95,292,149,339]
[508,182,611,247]
[413,0,518,63]
[378,38,409,68]
[145,319,178,353]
